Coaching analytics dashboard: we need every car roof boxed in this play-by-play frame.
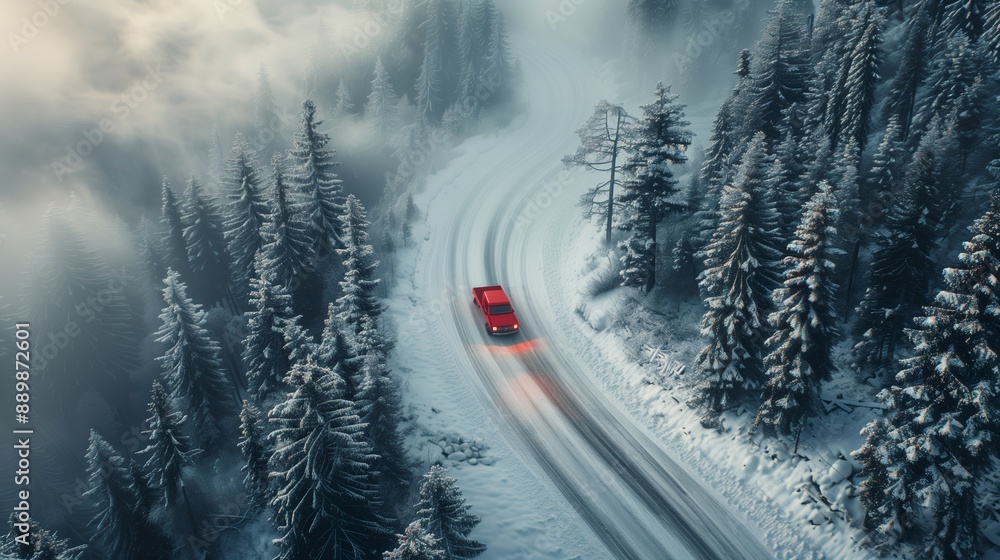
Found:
[484,289,510,305]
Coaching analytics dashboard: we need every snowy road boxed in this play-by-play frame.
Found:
[409,40,774,559]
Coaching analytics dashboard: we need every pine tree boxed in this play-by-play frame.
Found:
[882,6,932,139]
[160,177,192,280]
[316,302,362,393]
[910,35,983,148]
[368,56,401,136]
[689,51,754,256]
[415,466,486,559]
[853,418,910,553]
[853,148,940,373]
[302,20,332,101]
[415,0,447,123]
[287,100,346,251]
[855,195,1000,558]
[864,117,905,214]
[254,63,281,142]
[137,214,168,290]
[137,380,198,507]
[624,0,679,67]
[83,432,170,560]
[238,400,271,512]
[839,3,882,154]
[985,2,1000,62]
[182,175,231,305]
[337,196,383,335]
[156,269,236,449]
[755,183,842,437]
[263,152,316,287]
[384,522,446,560]
[941,0,990,41]
[223,133,270,294]
[334,79,355,119]
[353,314,406,487]
[564,102,634,244]
[268,361,391,560]
[617,82,692,292]
[243,251,309,402]
[208,123,225,189]
[766,120,810,238]
[455,0,486,104]
[480,1,513,101]
[1,514,85,560]
[694,134,782,423]
[744,0,811,143]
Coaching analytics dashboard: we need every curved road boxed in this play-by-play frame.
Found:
[416,40,773,560]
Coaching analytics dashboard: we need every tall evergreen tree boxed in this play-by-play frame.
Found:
[337,196,383,335]
[910,35,983,148]
[238,400,271,512]
[853,148,940,373]
[137,380,198,508]
[415,0,447,122]
[334,79,355,119]
[415,466,486,559]
[882,6,932,139]
[268,361,391,560]
[617,82,692,292]
[838,4,882,153]
[83,432,170,560]
[564,102,634,244]
[287,100,346,251]
[182,175,231,305]
[254,64,280,139]
[223,133,270,294]
[160,177,192,280]
[864,117,906,213]
[384,522,446,560]
[855,194,1000,558]
[156,269,236,449]
[137,214,168,290]
[353,315,406,488]
[243,251,309,402]
[852,418,910,553]
[480,1,513,101]
[263,153,316,287]
[755,183,842,437]
[368,56,401,136]
[744,0,811,143]
[624,0,679,67]
[688,51,754,258]
[694,134,782,423]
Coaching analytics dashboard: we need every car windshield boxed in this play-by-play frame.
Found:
[489,305,513,315]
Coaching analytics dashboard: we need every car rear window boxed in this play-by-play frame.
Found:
[489,305,513,315]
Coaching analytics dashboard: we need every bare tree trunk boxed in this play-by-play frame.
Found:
[605,110,623,245]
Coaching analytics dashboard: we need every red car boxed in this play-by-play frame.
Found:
[473,285,520,335]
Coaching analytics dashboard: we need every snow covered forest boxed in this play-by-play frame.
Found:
[0,1,513,558]
[566,1,1000,559]
[1,0,999,559]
